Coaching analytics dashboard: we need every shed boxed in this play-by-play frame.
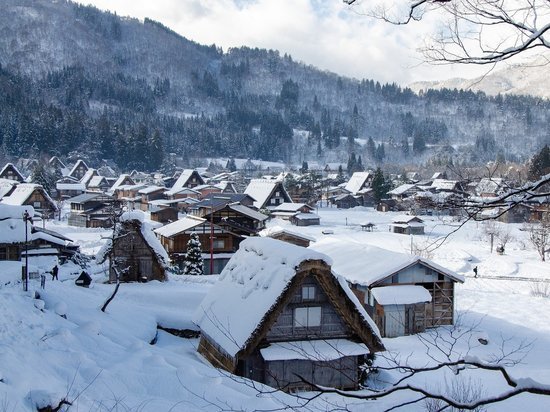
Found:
[194,237,384,392]
[389,215,425,235]
[75,271,92,288]
[310,239,464,338]
[97,211,170,283]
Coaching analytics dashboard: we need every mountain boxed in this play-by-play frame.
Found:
[410,54,550,99]
[0,0,548,172]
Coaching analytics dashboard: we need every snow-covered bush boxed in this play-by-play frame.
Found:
[184,233,204,276]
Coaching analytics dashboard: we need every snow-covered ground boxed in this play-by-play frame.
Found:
[0,207,549,411]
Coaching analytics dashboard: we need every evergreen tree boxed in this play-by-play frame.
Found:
[528,145,550,180]
[226,157,237,172]
[184,233,204,276]
[366,137,376,159]
[347,152,357,175]
[371,167,391,202]
[412,135,426,154]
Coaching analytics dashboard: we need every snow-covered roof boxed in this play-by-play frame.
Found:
[371,285,432,305]
[310,238,464,286]
[109,174,134,193]
[260,339,370,361]
[154,216,206,238]
[68,160,88,177]
[97,211,170,267]
[0,179,18,198]
[0,163,25,181]
[344,172,371,194]
[272,202,312,212]
[166,170,202,196]
[56,182,86,191]
[1,184,55,210]
[193,237,332,358]
[476,178,505,195]
[244,179,288,209]
[388,183,416,196]
[228,204,268,222]
[392,215,424,224]
[293,212,320,220]
[431,179,459,191]
[138,185,166,195]
[80,169,97,186]
[88,175,107,188]
[260,226,316,242]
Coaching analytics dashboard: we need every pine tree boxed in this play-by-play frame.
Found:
[184,233,204,276]
[528,145,550,181]
[371,167,391,202]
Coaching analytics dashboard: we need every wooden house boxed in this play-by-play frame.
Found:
[0,163,25,182]
[68,159,89,180]
[377,199,398,212]
[334,193,360,209]
[165,169,205,198]
[196,200,268,237]
[87,175,111,193]
[344,172,373,195]
[0,204,78,264]
[56,176,86,200]
[311,240,464,338]
[109,174,136,195]
[476,177,506,198]
[1,183,57,217]
[194,237,385,392]
[97,211,170,283]
[67,193,117,228]
[138,185,166,211]
[389,215,425,235]
[271,203,314,220]
[150,207,178,224]
[154,215,244,275]
[261,226,316,248]
[244,178,293,210]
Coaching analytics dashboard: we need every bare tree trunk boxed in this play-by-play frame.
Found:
[101,278,120,313]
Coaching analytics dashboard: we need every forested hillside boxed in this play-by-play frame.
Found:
[0,0,548,171]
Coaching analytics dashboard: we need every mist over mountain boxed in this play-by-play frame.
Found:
[410,54,550,100]
[0,0,548,172]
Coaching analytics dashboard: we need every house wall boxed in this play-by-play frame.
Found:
[109,223,165,282]
[263,356,360,392]
[372,263,456,329]
[265,274,350,342]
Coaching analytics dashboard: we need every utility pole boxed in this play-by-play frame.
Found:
[210,205,214,275]
[23,210,30,292]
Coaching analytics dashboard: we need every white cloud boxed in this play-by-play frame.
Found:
[76,0,487,84]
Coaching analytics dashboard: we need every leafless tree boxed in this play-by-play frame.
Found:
[525,214,550,261]
[482,220,500,253]
[344,0,550,66]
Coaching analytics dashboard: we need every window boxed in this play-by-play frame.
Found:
[33,201,41,208]
[294,307,321,328]
[213,239,225,249]
[302,286,315,301]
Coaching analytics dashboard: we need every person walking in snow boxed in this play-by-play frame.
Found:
[51,264,59,281]
[473,266,478,278]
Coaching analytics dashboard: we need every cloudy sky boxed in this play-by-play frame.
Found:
[76,0,489,85]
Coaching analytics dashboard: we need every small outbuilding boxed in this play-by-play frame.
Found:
[389,215,425,235]
[97,211,170,283]
[310,239,464,338]
[194,237,385,392]
[75,271,92,287]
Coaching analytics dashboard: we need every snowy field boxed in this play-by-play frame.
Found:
[0,206,549,411]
